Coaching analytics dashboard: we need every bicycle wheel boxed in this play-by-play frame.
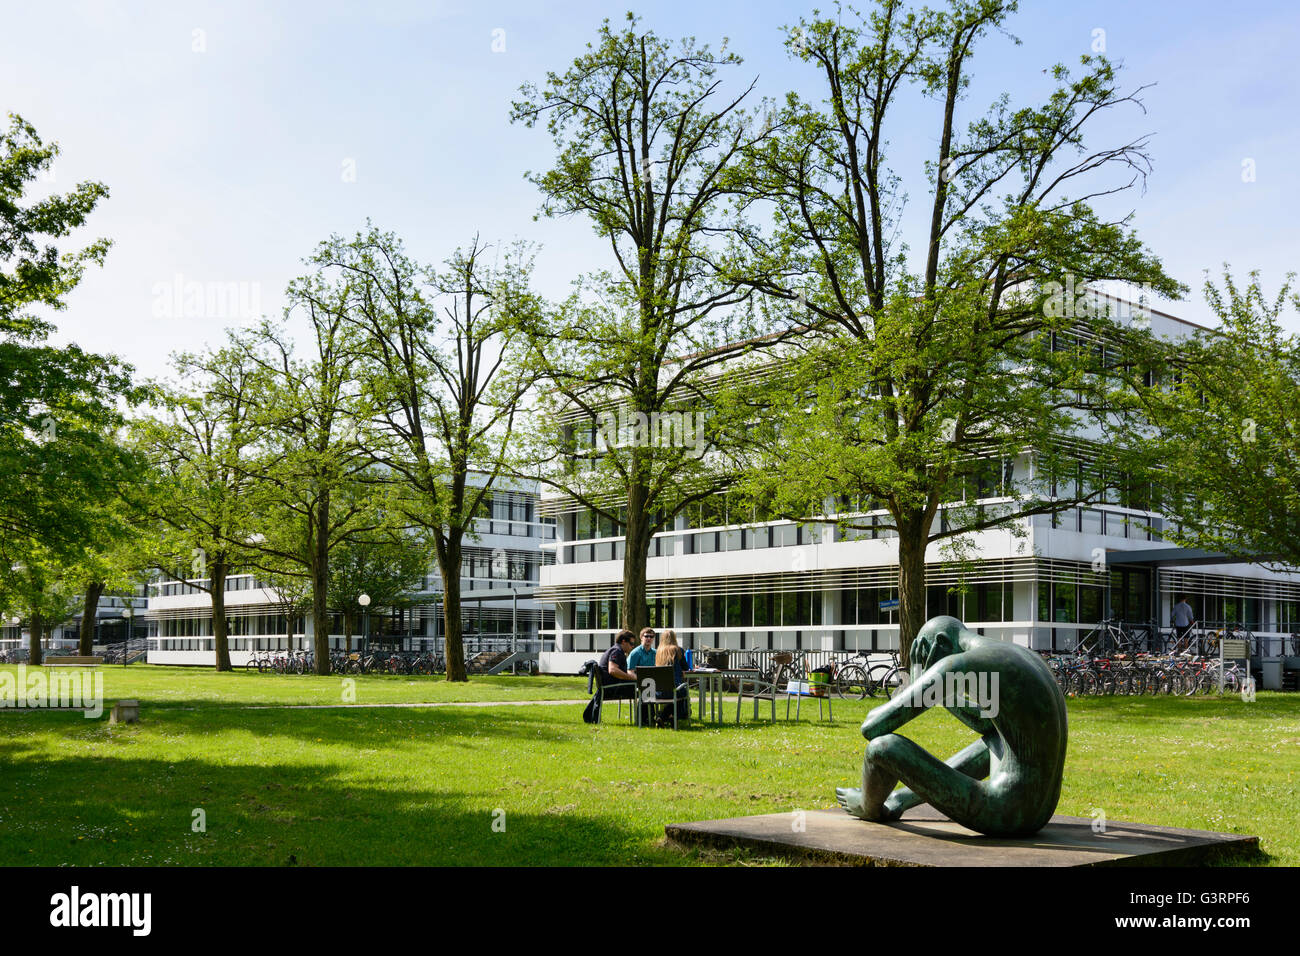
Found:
[836,664,872,700]
[866,663,892,698]
[874,666,904,698]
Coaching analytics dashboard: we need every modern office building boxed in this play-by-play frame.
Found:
[145,478,556,666]
[0,589,149,655]
[536,298,1300,677]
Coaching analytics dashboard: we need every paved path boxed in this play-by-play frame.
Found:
[244,698,589,710]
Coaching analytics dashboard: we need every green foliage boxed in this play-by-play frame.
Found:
[0,113,144,574]
[138,341,269,587]
[290,225,537,679]
[1133,270,1300,569]
[712,0,1185,655]
[328,525,431,621]
[511,14,802,631]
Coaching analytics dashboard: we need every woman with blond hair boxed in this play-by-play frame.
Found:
[655,629,690,723]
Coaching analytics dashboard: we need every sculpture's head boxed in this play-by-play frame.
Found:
[909,616,965,678]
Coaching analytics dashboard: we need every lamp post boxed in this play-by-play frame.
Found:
[359,593,371,656]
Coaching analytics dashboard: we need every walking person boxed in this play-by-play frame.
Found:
[1172,595,1197,653]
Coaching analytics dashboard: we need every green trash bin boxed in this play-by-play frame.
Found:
[808,668,831,697]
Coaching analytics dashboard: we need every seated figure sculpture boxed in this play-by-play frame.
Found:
[836,615,1067,837]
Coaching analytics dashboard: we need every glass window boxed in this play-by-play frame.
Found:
[726,595,743,628]
[1079,586,1103,625]
[841,589,858,625]
[1054,582,1076,623]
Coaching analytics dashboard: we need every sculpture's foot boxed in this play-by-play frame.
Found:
[836,787,868,819]
[837,786,906,822]
[836,786,897,822]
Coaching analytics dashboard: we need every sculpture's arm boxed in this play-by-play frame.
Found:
[860,660,950,739]
[941,653,998,737]
[949,706,997,738]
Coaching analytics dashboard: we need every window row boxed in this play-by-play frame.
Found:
[570,598,675,632]
[1035,569,1150,625]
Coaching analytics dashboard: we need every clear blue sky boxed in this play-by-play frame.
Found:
[3,0,1298,378]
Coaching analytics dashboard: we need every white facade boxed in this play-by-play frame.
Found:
[145,480,555,666]
[537,303,1300,672]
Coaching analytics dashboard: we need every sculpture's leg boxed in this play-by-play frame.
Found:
[883,737,990,818]
[839,733,992,826]
[865,733,1001,831]
[836,736,901,821]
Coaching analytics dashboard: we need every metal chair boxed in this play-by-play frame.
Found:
[635,666,688,729]
[780,672,834,722]
[595,676,637,724]
[736,674,779,722]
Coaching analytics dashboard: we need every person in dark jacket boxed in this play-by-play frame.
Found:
[583,630,637,723]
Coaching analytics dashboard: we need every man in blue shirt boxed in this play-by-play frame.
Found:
[627,627,657,672]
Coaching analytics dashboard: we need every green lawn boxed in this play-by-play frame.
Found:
[1,664,589,707]
[1,666,1297,866]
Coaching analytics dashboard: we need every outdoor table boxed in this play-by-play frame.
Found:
[685,668,761,724]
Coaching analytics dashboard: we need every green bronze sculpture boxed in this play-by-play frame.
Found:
[836,615,1068,837]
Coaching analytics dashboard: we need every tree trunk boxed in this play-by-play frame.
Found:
[344,609,353,655]
[441,534,467,681]
[312,492,332,674]
[621,477,650,635]
[210,555,232,671]
[78,580,106,656]
[28,611,44,667]
[896,513,930,670]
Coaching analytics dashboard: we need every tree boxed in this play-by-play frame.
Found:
[301,226,534,681]
[510,15,799,637]
[1132,270,1300,569]
[719,0,1183,663]
[227,314,374,675]
[1,543,80,665]
[261,567,311,653]
[140,343,268,671]
[71,500,154,654]
[0,113,142,576]
[328,524,431,654]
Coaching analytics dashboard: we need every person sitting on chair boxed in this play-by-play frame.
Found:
[599,630,638,698]
[627,627,657,673]
[835,615,1068,837]
[654,628,691,724]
